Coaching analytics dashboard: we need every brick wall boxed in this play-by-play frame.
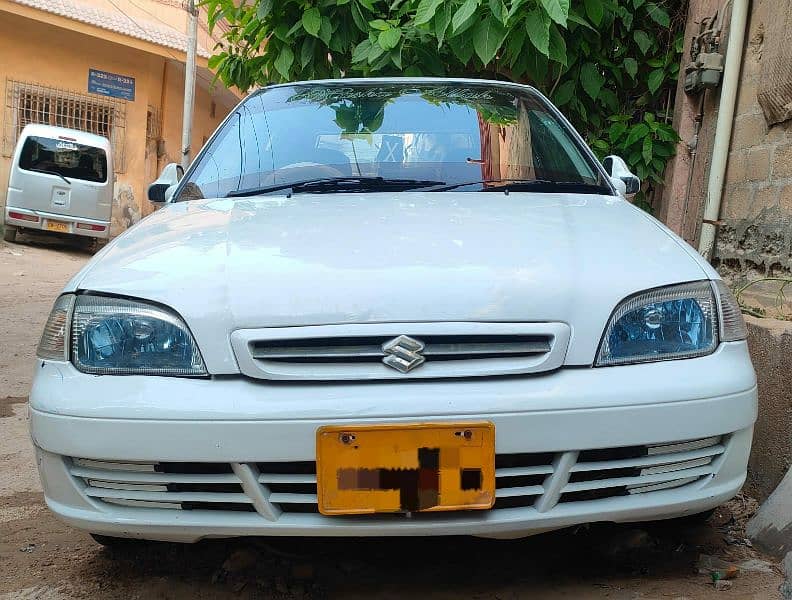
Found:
[713,0,792,292]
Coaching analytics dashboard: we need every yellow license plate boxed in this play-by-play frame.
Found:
[316,422,495,515]
[46,220,69,233]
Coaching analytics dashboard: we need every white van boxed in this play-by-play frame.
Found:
[3,124,113,246]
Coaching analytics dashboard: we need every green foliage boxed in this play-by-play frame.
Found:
[202,0,686,207]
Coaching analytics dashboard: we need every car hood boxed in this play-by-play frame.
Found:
[68,192,710,372]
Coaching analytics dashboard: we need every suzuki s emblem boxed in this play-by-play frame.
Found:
[382,335,425,373]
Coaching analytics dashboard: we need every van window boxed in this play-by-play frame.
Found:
[19,136,108,183]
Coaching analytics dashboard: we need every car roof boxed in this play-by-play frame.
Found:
[253,77,541,96]
[19,123,111,149]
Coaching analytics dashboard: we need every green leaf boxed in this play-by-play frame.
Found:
[257,0,274,20]
[435,3,454,47]
[489,0,507,24]
[273,45,294,78]
[642,135,653,165]
[302,7,321,37]
[472,16,507,64]
[449,35,475,64]
[583,0,603,26]
[645,2,670,27]
[580,62,605,99]
[351,2,368,31]
[567,12,596,31]
[633,30,652,54]
[352,39,373,63]
[300,37,315,68]
[647,68,665,94]
[624,123,650,147]
[368,40,386,63]
[390,46,403,69]
[508,0,530,20]
[378,27,402,50]
[608,121,628,143]
[548,24,567,65]
[506,25,527,65]
[414,0,444,25]
[540,0,570,26]
[452,0,479,32]
[620,7,634,30]
[525,8,550,56]
[286,20,304,37]
[624,57,638,78]
[553,80,575,106]
[599,89,618,113]
[207,53,224,69]
[633,0,645,7]
[318,17,332,45]
[369,19,390,31]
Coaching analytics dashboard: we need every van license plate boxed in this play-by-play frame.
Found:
[46,220,69,233]
[316,422,495,515]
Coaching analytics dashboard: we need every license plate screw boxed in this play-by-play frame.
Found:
[455,429,473,440]
[339,432,356,445]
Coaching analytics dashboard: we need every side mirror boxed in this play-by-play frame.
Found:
[603,155,640,198]
[147,163,184,203]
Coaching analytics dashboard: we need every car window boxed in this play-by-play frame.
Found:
[19,136,107,183]
[176,82,605,200]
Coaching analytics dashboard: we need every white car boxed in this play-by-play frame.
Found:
[30,78,756,545]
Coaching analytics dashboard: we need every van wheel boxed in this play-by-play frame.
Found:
[3,225,17,242]
[88,238,108,253]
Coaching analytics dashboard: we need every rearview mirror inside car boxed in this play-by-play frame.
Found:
[147,163,183,203]
[603,155,640,198]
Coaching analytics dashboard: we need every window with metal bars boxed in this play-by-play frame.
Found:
[3,79,127,173]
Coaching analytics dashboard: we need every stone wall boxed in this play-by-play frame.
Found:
[745,316,792,501]
[712,0,792,290]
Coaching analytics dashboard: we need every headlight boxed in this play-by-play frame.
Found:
[713,280,748,342]
[37,294,74,361]
[69,295,206,376]
[596,281,719,366]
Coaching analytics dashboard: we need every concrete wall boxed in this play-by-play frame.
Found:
[0,9,235,234]
[661,0,792,286]
[712,0,792,290]
[745,315,792,501]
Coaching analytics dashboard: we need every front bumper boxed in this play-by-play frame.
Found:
[5,206,110,239]
[29,343,757,542]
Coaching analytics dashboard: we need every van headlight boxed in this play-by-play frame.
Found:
[37,294,207,376]
[596,281,728,367]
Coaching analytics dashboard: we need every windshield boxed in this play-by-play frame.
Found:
[176,82,607,201]
[19,136,107,183]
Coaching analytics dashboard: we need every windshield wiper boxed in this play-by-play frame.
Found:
[226,176,445,198]
[429,178,610,194]
[31,168,70,185]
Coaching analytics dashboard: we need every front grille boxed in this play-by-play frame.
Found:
[68,436,725,518]
[558,435,725,503]
[231,322,571,381]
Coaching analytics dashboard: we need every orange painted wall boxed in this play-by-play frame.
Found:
[0,9,236,233]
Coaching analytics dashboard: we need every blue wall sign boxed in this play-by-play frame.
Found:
[88,69,135,101]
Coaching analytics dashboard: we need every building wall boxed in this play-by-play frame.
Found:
[662,0,792,293]
[0,9,234,234]
[713,0,792,287]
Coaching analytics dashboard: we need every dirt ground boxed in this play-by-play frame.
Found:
[0,235,785,599]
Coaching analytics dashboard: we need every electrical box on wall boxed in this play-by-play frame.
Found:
[684,14,725,95]
[685,52,725,94]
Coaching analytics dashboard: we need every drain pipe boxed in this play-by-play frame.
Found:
[698,0,750,260]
